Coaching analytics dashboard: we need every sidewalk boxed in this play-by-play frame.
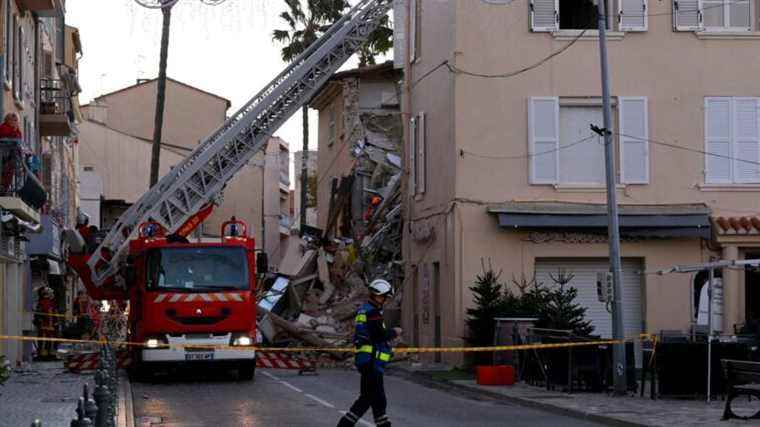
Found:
[392,363,760,426]
[0,361,93,427]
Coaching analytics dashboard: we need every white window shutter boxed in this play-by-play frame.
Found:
[392,0,406,69]
[418,112,426,194]
[530,0,558,32]
[409,0,417,60]
[619,0,648,31]
[619,97,649,184]
[674,0,704,31]
[410,117,417,194]
[528,97,559,184]
[705,97,732,183]
[733,98,759,183]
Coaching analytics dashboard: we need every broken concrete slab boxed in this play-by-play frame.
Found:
[317,249,335,304]
[278,236,306,276]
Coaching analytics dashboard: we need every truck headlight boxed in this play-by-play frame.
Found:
[232,336,252,346]
[145,336,167,349]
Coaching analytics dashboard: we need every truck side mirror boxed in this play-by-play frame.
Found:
[256,252,268,275]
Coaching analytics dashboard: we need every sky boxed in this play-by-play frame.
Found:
[66,0,354,186]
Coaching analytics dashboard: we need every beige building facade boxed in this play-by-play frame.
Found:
[399,0,760,364]
[79,79,290,266]
[1,0,82,366]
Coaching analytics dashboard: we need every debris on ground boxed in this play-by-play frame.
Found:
[256,109,405,363]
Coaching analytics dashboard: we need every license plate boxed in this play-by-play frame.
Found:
[185,352,214,361]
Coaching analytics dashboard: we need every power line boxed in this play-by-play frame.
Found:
[616,132,760,167]
[459,134,597,160]
[448,29,590,79]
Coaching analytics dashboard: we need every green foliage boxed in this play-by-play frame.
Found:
[465,261,504,350]
[534,270,594,337]
[273,0,393,66]
[0,355,10,385]
[466,266,594,365]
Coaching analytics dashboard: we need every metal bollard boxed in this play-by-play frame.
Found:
[93,371,109,427]
[83,383,98,421]
[71,397,93,427]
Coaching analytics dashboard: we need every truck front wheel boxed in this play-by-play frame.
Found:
[238,361,255,381]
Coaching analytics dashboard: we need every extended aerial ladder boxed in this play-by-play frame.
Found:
[76,0,393,291]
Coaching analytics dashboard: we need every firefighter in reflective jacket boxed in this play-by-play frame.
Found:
[338,279,401,427]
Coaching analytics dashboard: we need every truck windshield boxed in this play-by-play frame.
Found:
[146,247,249,291]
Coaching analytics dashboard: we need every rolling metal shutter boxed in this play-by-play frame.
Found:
[535,258,644,367]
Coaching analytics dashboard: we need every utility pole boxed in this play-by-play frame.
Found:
[596,0,627,395]
[149,0,174,187]
[300,110,308,231]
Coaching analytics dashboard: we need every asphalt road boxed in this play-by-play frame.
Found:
[131,367,604,427]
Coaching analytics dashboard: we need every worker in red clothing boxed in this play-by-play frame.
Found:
[363,196,382,222]
[74,290,94,339]
[0,112,22,140]
[0,113,22,193]
[34,286,58,360]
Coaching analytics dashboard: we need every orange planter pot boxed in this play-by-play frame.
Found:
[476,365,515,386]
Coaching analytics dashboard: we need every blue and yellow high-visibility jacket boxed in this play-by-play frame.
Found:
[353,302,397,372]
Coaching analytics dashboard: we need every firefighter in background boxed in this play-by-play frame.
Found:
[34,286,58,360]
[338,279,401,427]
[74,290,94,339]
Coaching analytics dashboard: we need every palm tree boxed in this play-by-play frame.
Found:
[273,0,392,228]
[150,0,175,187]
[273,0,348,229]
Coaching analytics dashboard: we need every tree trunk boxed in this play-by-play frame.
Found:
[149,2,173,187]
[299,104,308,229]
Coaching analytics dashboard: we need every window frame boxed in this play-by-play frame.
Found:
[702,0,753,31]
[529,97,649,186]
[4,0,11,87]
[704,97,760,184]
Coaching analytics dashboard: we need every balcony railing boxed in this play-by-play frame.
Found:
[40,79,75,136]
[0,140,46,221]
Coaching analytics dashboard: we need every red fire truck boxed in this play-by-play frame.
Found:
[68,211,262,380]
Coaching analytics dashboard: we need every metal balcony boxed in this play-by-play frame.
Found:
[40,79,75,137]
[0,141,46,223]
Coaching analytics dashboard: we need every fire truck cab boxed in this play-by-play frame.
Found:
[69,217,261,380]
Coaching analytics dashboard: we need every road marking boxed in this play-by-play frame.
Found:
[339,411,373,427]
[279,381,303,393]
[305,393,335,408]
[260,371,279,381]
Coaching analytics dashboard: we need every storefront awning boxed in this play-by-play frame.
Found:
[488,202,711,238]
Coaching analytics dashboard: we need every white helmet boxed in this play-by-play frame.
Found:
[368,279,393,297]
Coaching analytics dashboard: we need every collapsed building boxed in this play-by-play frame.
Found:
[256,62,405,359]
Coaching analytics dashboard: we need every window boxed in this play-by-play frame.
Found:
[705,97,760,184]
[559,0,607,30]
[532,0,647,31]
[675,0,754,31]
[528,97,649,185]
[13,22,20,101]
[410,112,426,195]
[328,107,336,147]
[4,0,10,85]
[410,0,420,61]
[703,0,751,30]
[146,247,250,291]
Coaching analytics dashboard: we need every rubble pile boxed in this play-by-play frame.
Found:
[256,111,404,363]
